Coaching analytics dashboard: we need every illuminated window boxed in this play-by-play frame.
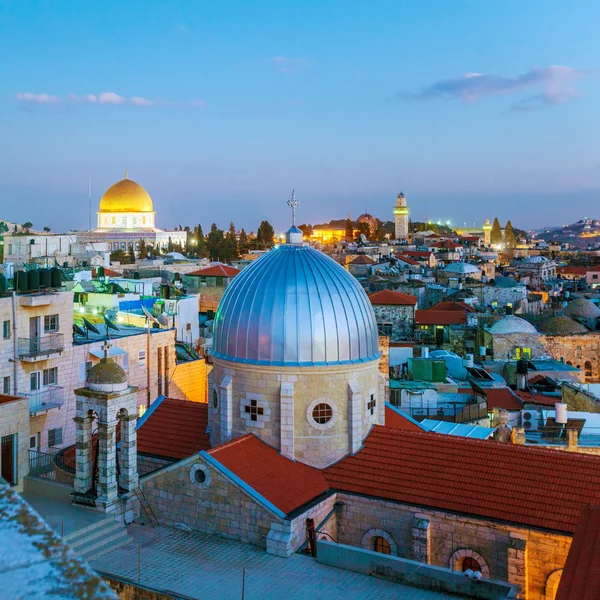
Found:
[585,361,593,378]
[515,347,531,360]
[576,346,582,358]
[373,537,391,555]
[112,217,116,224]
[138,404,147,417]
[462,557,482,572]
[312,403,332,424]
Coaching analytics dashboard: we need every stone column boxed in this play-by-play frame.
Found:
[567,428,578,450]
[74,415,94,495]
[220,374,233,443]
[119,413,139,492]
[412,513,431,563]
[96,419,119,509]
[348,381,363,455]
[507,531,528,599]
[280,383,294,460]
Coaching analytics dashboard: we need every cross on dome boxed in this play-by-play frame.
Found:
[287,190,299,226]
[124,168,129,180]
[101,340,112,359]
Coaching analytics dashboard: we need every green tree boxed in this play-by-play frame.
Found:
[206,223,225,260]
[238,228,250,255]
[256,220,275,250]
[22,222,33,233]
[491,217,503,245]
[355,222,370,242]
[110,248,128,263]
[127,244,136,263]
[221,221,239,263]
[138,238,149,259]
[299,224,313,239]
[43,226,51,233]
[344,218,354,242]
[504,220,517,248]
[167,237,174,253]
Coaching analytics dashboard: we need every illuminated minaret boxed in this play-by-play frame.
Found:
[394,192,409,240]
[483,219,492,247]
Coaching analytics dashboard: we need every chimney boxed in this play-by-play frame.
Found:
[567,428,578,450]
[511,427,525,445]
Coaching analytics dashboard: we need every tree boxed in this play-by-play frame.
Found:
[127,245,136,263]
[491,217,503,245]
[22,222,32,233]
[167,237,174,253]
[504,220,517,248]
[344,219,354,242]
[110,249,128,264]
[206,223,225,260]
[238,228,250,255]
[299,224,313,239]
[43,226,51,233]
[138,238,149,259]
[355,222,370,242]
[256,221,275,250]
[221,221,239,263]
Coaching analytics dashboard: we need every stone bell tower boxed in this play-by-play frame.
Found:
[394,192,409,241]
[73,342,138,512]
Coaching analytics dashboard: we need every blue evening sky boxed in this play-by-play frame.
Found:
[1,0,599,233]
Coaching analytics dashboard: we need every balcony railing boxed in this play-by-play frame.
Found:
[18,334,64,359]
[398,401,488,424]
[26,386,65,414]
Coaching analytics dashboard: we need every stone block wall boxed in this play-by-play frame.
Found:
[0,396,30,491]
[170,358,210,403]
[137,455,173,477]
[372,304,415,341]
[541,334,600,381]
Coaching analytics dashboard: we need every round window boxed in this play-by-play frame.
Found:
[195,469,206,484]
[212,389,219,412]
[312,403,333,425]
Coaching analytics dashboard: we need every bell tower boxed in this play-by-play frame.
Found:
[394,192,409,240]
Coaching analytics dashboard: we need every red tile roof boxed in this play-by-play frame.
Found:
[208,435,329,515]
[187,264,241,277]
[557,506,600,600]
[384,405,425,432]
[513,390,558,407]
[93,267,121,278]
[138,398,210,460]
[396,255,420,266]
[482,387,524,411]
[369,290,417,306]
[557,267,588,276]
[428,301,476,313]
[430,241,462,249]
[349,255,375,265]
[324,426,600,533]
[415,310,467,325]
[402,251,433,259]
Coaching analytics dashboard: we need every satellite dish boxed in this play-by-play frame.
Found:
[82,318,100,334]
[142,306,160,325]
[73,323,87,337]
[157,313,169,327]
[104,315,119,332]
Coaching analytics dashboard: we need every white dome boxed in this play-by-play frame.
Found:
[489,316,538,335]
[522,256,549,264]
[443,262,480,274]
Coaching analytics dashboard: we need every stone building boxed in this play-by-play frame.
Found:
[512,256,557,285]
[368,290,417,341]
[483,315,546,360]
[437,262,482,284]
[393,192,409,240]
[0,393,30,491]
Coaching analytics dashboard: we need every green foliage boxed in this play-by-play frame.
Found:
[138,238,149,259]
[43,226,51,233]
[491,217,503,245]
[299,224,313,238]
[22,222,32,233]
[345,218,354,241]
[504,220,517,248]
[256,220,275,249]
[110,248,132,264]
[221,221,239,263]
[238,228,250,255]
[355,222,370,241]
[206,223,225,260]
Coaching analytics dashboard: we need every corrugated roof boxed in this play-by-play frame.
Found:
[369,290,417,306]
[482,387,524,411]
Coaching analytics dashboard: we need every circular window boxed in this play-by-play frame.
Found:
[189,463,211,489]
[212,388,219,413]
[312,403,332,424]
[194,469,206,484]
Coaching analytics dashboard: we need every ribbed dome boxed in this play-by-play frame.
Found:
[86,358,128,392]
[99,178,154,213]
[212,245,380,366]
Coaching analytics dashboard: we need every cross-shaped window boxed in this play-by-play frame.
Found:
[244,399,264,422]
[368,394,376,416]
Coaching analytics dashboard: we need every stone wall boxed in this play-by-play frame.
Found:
[372,304,415,341]
[170,358,210,403]
[0,396,30,491]
[487,331,546,361]
[137,455,173,477]
[561,382,600,412]
[541,334,600,382]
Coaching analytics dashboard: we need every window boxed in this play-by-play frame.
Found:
[157,348,163,395]
[585,361,593,378]
[48,427,63,447]
[194,469,206,484]
[373,536,391,555]
[29,372,40,392]
[3,376,10,394]
[7,244,12,254]
[44,314,59,333]
[212,389,219,413]
[1,434,16,485]
[378,323,393,337]
[312,403,332,424]
[576,346,582,359]
[462,557,482,573]
[111,217,116,224]
[43,367,58,386]
[138,404,147,417]
[244,398,264,422]
[515,347,532,360]
[3,320,10,339]
[367,394,376,416]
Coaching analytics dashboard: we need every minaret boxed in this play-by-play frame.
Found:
[394,192,409,240]
[483,219,492,247]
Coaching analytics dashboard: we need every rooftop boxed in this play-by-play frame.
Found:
[368,290,417,306]
[187,264,241,278]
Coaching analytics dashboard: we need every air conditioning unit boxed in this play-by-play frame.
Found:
[521,409,541,431]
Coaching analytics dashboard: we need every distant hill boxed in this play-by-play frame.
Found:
[537,218,600,248]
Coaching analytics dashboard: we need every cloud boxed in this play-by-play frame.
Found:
[97,92,126,105]
[396,66,591,110]
[15,93,60,104]
[130,96,153,106]
[176,25,190,34]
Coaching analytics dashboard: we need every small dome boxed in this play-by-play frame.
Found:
[443,262,480,274]
[564,298,600,320]
[539,316,588,335]
[86,358,128,392]
[99,177,154,213]
[213,245,380,366]
[489,316,538,335]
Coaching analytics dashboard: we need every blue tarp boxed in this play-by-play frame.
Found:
[119,298,156,312]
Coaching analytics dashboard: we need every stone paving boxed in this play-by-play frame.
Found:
[92,524,457,600]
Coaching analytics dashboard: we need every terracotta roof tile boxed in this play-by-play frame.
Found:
[349,255,375,265]
[415,310,467,325]
[137,398,210,460]
[428,301,476,313]
[514,390,558,407]
[384,405,425,432]
[93,267,121,278]
[483,388,524,411]
[187,264,241,277]
[556,505,600,600]
[395,255,420,266]
[324,426,600,533]
[208,435,330,515]
[402,251,433,259]
[369,290,417,306]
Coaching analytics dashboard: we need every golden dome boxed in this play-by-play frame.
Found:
[99,175,154,213]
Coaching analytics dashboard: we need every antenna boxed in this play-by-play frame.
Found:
[88,174,92,231]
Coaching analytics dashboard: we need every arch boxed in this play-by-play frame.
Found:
[361,529,397,556]
[545,569,562,600]
[585,361,593,378]
[449,549,490,578]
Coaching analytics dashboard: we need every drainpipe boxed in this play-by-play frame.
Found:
[11,291,18,396]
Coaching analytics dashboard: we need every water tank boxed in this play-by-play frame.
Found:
[431,359,447,382]
[463,354,474,368]
[97,266,105,278]
[50,267,61,288]
[27,269,40,291]
[39,269,51,288]
[421,346,429,358]
[0,275,7,294]
[555,402,568,424]
[133,271,140,280]
[479,345,487,357]
[15,271,28,292]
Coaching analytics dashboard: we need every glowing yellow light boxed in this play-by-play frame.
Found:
[78,306,85,314]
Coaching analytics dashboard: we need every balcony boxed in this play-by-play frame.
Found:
[19,293,63,308]
[27,386,65,414]
[18,334,65,362]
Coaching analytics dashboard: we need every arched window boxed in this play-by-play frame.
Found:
[373,536,391,555]
[545,570,562,600]
[462,556,481,572]
[585,361,593,378]
[449,549,490,578]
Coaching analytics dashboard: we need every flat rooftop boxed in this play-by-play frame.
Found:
[92,524,457,600]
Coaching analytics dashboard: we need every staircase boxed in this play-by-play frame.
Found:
[64,516,132,561]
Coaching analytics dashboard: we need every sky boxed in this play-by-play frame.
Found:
[1,0,599,233]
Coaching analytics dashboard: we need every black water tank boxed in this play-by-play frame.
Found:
[27,270,40,291]
[15,271,28,292]
[0,275,7,294]
[39,269,51,288]
[50,267,61,288]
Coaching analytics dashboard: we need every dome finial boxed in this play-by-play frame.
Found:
[287,189,299,226]
[124,168,128,180]
[101,339,112,360]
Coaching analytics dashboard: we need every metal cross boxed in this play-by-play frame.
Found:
[287,190,299,226]
[101,340,112,359]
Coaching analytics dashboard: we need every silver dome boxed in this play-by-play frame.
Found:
[213,245,380,367]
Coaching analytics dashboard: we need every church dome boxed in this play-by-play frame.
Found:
[99,176,154,213]
[86,357,128,392]
[212,245,380,366]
